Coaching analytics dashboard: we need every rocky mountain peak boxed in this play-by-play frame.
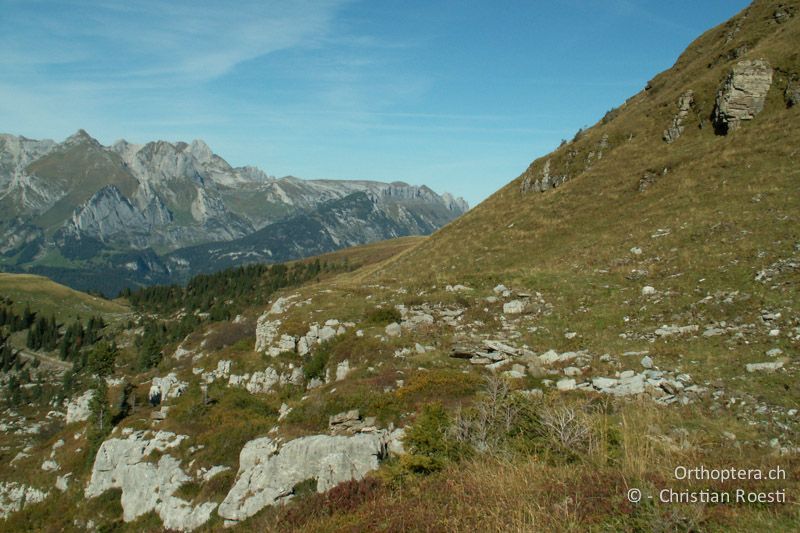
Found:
[63,129,101,148]
[188,139,213,163]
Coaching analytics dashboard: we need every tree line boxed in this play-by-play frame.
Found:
[122,258,351,318]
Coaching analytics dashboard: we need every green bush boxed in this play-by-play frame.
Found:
[87,341,118,377]
[303,340,333,380]
[401,403,463,474]
[365,306,402,325]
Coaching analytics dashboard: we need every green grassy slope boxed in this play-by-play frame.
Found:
[0,273,130,323]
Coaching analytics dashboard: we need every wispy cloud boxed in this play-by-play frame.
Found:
[1,0,353,83]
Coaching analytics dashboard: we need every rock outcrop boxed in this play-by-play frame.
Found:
[148,373,188,405]
[786,79,800,107]
[713,59,773,134]
[65,389,96,424]
[218,432,389,525]
[228,365,303,394]
[85,430,216,531]
[520,160,568,193]
[0,482,48,518]
[663,90,694,143]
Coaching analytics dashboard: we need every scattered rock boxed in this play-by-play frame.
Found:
[0,482,48,519]
[713,59,773,134]
[503,300,526,314]
[640,356,654,369]
[766,348,783,357]
[641,286,657,296]
[385,323,402,337]
[655,324,699,337]
[745,361,784,373]
[556,378,576,391]
[638,168,669,192]
[493,284,510,296]
[41,459,59,472]
[502,364,527,379]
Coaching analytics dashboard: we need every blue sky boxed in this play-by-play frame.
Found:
[0,0,750,206]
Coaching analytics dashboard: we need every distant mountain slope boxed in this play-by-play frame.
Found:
[168,190,456,275]
[0,131,468,293]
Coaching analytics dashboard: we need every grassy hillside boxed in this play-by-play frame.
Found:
[384,0,799,284]
[0,273,130,323]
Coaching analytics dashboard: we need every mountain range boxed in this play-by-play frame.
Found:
[0,131,468,294]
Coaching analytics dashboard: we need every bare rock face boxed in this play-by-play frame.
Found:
[663,90,694,143]
[217,432,389,525]
[254,314,281,353]
[713,59,773,134]
[85,430,217,531]
[65,389,96,424]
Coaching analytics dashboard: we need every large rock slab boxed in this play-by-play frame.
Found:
[85,430,216,531]
[713,59,773,133]
[218,432,388,524]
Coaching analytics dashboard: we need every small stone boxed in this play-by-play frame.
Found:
[768,329,780,337]
[630,247,643,255]
[385,323,402,337]
[493,284,509,295]
[766,348,783,357]
[335,360,351,381]
[55,474,71,492]
[641,286,656,296]
[746,361,783,372]
[640,356,654,369]
[592,377,618,389]
[538,350,560,365]
[503,300,526,314]
[556,378,576,392]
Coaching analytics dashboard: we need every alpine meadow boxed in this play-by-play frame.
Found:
[0,1,798,531]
